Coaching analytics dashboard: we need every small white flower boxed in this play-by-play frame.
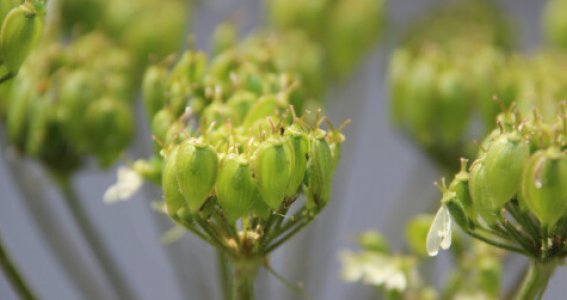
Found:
[340,251,408,292]
[426,205,452,256]
[103,167,143,204]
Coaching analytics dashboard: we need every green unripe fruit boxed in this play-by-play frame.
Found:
[520,149,567,228]
[253,138,293,210]
[151,108,176,147]
[469,160,499,224]
[483,133,529,208]
[436,68,470,147]
[0,1,44,73]
[284,126,309,197]
[83,98,133,167]
[176,140,219,212]
[171,50,207,84]
[216,154,259,223]
[242,95,279,128]
[306,135,333,210]
[6,77,33,146]
[142,65,167,119]
[226,91,256,125]
[0,0,20,23]
[162,147,185,217]
[449,162,475,223]
[404,59,437,146]
[405,214,434,257]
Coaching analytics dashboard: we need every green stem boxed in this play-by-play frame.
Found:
[0,234,36,300]
[231,259,259,300]
[54,174,137,300]
[218,251,232,300]
[514,260,557,300]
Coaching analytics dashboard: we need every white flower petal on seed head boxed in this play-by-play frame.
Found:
[426,205,452,256]
[103,167,143,204]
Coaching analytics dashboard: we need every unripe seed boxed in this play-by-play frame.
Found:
[520,149,567,228]
[162,147,185,218]
[306,135,333,210]
[469,160,499,224]
[176,140,219,212]
[253,138,293,210]
[483,132,529,208]
[242,95,279,128]
[142,65,167,119]
[284,125,309,197]
[216,154,259,223]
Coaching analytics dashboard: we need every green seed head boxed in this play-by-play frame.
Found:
[306,134,334,210]
[162,146,186,218]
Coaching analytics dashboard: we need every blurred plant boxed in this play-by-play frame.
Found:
[265,0,385,80]
[543,0,567,50]
[340,229,504,300]
[389,0,513,171]
[429,103,567,299]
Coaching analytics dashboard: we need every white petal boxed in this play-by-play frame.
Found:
[384,271,407,291]
[426,205,452,256]
[103,167,143,204]
[339,251,366,282]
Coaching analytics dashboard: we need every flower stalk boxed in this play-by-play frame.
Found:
[0,233,35,300]
[514,259,558,300]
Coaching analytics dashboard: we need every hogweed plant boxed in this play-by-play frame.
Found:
[429,104,567,299]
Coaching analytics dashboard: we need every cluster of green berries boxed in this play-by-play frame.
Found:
[0,0,44,83]
[266,0,385,79]
[2,32,135,173]
[434,105,567,261]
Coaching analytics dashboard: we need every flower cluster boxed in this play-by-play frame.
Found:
[430,104,567,262]
[2,32,135,173]
[266,0,385,79]
[0,0,45,84]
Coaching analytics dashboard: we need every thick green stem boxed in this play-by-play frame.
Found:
[231,259,259,300]
[218,250,232,300]
[0,234,36,300]
[54,175,137,300]
[514,260,557,300]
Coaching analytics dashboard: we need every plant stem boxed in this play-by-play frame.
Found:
[218,250,232,300]
[514,259,557,300]
[54,174,137,300]
[0,234,36,300]
[231,259,259,300]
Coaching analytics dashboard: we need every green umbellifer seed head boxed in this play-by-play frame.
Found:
[306,134,333,210]
[162,146,185,218]
[226,91,256,125]
[468,160,499,224]
[0,1,44,74]
[448,159,475,222]
[483,132,529,208]
[176,140,219,213]
[253,138,293,210]
[242,95,280,128]
[520,148,567,229]
[284,125,309,197]
[215,154,259,223]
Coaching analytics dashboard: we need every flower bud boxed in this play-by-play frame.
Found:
[142,65,167,119]
[483,132,529,208]
[83,97,133,167]
[520,148,567,228]
[216,154,259,222]
[0,1,44,74]
[253,138,293,210]
[306,134,333,210]
[162,146,186,218]
[176,140,219,212]
[284,125,309,197]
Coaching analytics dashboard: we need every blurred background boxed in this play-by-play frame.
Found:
[0,0,564,299]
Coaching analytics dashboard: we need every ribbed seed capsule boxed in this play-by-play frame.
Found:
[483,132,529,208]
[306,135,333,210]
[216,154,259,222]
[176,140,219,212]
[25,94,50,156]
[0,1,44,73]
[469,160,499,224]
[162,146,185,218]
[448,160,475,223]
[242,95,279,128]
[284,125,309,197]
[253,138,293,210]
[520,149,567,228]
[0,0,20,23]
